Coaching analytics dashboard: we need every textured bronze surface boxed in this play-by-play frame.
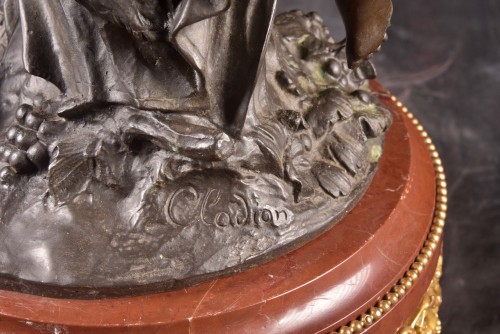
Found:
[0,2,392,297]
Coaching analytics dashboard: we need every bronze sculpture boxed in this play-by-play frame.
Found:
[0,0,392,297]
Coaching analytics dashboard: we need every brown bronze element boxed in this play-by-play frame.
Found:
[336,0,393,68]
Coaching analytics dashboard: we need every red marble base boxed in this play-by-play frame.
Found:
[0,83,443,334]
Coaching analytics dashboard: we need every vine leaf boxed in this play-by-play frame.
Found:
[305,89,353,138]
[285,132,314,202]
[325,133,367,176]
[312,161,351,199]
[48,135,97,203]
[251,122,290,178]
[48,133,124,203]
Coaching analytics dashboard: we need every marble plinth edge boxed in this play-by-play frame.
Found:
[326,87,447,334]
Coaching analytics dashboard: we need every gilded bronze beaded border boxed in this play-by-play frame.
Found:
[329,95,447,334]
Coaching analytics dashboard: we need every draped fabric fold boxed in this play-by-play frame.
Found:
[19,0,95,99]
[4,0,277,134]
[171,0,276,133]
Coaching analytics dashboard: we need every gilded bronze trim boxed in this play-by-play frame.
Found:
[397,255,443,334]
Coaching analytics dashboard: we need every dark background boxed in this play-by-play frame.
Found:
[277,1,500,333]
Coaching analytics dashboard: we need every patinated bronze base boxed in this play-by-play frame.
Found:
[0,10,392,296]
[0,84,446,333]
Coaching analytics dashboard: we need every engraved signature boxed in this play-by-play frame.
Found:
[164,186,293,229]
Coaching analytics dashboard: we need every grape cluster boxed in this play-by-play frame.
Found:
[0,104,49,183]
